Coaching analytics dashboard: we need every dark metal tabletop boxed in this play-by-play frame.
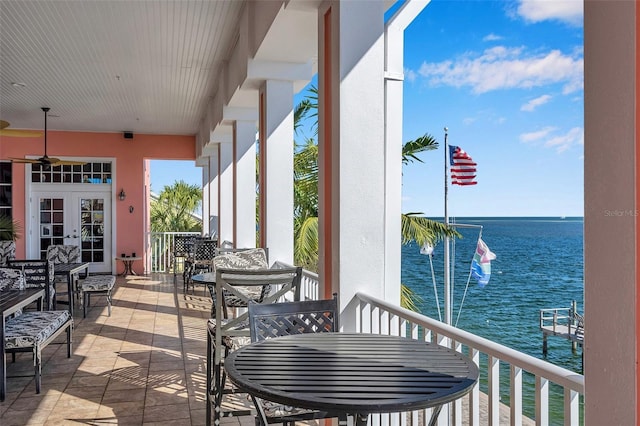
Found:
[0,289,45,317]
[224,332,478,418]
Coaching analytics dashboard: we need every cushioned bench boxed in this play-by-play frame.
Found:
[81,275,116,318]
[4,310,73,394]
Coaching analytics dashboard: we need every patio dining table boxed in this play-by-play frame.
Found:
[224,332,479,426]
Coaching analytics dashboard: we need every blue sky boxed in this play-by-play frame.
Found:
[401,0,583,217]
[151,0,584,217]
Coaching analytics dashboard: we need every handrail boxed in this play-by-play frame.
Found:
[354,291,584,425]
[356,292,584,392]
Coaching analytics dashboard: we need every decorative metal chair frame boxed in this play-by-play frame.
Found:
[184,238,217,293]
[207,248,270,316]
[247,294,344,426]
[172,234,197,284]
[206,266,302,426]
[46,244,82,302]
[7,259,55,310]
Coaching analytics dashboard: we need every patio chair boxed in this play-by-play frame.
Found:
[206,248,271,316]
[0,241,16,267]
[7,259,55,310]
[205,266,303,426]
[172,234,196,284]
[46,244,82,302]
[247,294,345,426]
[184,237,217,293]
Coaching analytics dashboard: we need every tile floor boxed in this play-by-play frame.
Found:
[0,273,246,426]
[0,273,531,426]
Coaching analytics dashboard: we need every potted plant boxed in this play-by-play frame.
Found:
[0,215,21,241]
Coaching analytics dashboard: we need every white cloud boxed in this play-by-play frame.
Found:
[544,127,583,152]
[483,33,503,42]
[520,126,583,153]
[417,46,583,94]
[517,0,583,27]
[405,68,417,83]
[463,117,476,125]
[521,94,552,111]
[520,126,556,143]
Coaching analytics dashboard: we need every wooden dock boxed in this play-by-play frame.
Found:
[540,301,583,355]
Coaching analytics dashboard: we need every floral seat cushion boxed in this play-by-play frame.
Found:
[81,275,116,292]
[5,310,72,349]
[213,249,271,307]
[0,268,25,292]
[212,248,268,271]
[207,318,250,350]
[0,241,16,267]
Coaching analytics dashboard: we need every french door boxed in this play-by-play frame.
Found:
[29,190,112,273]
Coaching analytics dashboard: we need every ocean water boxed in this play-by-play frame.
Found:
[401,217,584,423]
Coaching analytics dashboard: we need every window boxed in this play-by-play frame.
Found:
[31,162,112,184]
[0,162,12,218]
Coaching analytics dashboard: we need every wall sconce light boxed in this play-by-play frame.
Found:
[118,189,126,201]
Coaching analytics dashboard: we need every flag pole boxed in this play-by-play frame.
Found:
[443,127,451,325]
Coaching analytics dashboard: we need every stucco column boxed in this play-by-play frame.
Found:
[259,79,294,264]
[318,0,387,325]
[234,119,258,248]
[208,150,220,238]
[218,139,234,245]
[201,162,210,237]
[584,1,637,424]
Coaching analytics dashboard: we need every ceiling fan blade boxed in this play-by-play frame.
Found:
[52,159,87,166]
[0,129,43,137]
[8,157,42,164]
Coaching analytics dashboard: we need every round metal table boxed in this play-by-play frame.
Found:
[224,332,478,426]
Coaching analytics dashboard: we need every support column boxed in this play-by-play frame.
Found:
[201,162,210,236]
[208,149,220,238]
[383,1,429,306]
[234,120,258,248]
[318,0,387,321]
[218,138,234,245]
[260,79,295,264]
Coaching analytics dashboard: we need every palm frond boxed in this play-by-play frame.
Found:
[401,213,460,246]
[294,216,319,271]
[402,134,439,165]
[401,283,423,311]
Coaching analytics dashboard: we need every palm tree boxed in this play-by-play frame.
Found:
[293,86,459,309]
[151,180,202,232]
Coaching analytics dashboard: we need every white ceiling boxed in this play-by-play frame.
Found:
[0,0,244,135]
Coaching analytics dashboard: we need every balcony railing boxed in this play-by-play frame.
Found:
[353,292,584,426]
[146,231,201,273]
[147,239,584,424]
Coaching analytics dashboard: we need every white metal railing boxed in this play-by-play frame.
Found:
[273,260,319,302]
[147,252,584,424]
[353,292,585,426]
[146,231,200,273]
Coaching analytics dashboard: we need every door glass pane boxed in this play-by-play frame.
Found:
[80,198,104,263]
[39,197,64,259]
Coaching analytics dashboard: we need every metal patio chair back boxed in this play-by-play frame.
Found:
[247,294,344,426]
[46,244,82,302]
[7,259,55,310]
[205,265,303,426]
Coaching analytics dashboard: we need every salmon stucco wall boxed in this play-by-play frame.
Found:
[1,130,195,273]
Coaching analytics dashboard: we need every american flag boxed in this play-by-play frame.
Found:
[449,145,477,186]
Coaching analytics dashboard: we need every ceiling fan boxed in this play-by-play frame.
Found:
[0,120,42,137]
[9,107,86,166]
